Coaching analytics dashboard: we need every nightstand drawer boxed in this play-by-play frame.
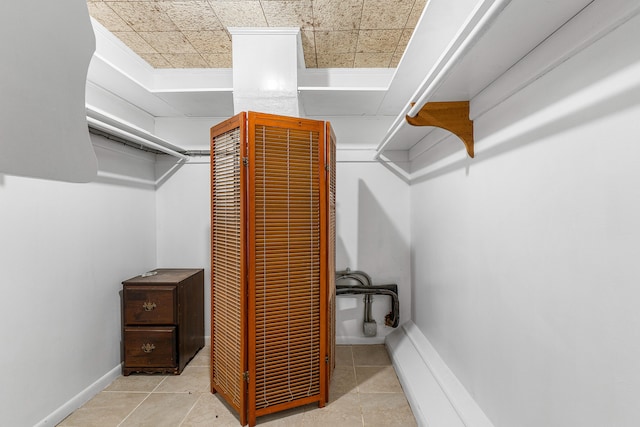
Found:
[122,269,204,375]
[124,285,176,325]
[124,327,176,368]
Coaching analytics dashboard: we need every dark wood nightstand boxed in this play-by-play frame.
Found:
[122,268,204,375]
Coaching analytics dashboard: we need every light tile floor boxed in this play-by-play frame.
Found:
[58,345,416,426]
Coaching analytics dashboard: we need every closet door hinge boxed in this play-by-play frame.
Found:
[325,356,329,363]
[242,157,248,167]
[243,371,249,382]
[325,164,330,172]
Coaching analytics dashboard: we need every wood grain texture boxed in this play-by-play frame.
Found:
[406,101,474,157]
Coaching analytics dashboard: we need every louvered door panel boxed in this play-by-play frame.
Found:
[325,122,337,400]
[247,113,327,424]
[211,112,332,427]
[210,113,247,426]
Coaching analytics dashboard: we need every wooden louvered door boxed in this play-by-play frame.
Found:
[211,112,332,427]
[325,122,337,402]
[247,112,327,426]
[210,113,248,426]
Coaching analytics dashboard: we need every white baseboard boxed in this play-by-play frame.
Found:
[385,321,494,427]
[34,364,122,427]
[37,338,211,426]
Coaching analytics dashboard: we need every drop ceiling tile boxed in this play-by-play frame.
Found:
[304,55,318,68]
[389,51,402,68]
[406,0,427,28]
[397,28,413,51]
[87,2,133,32]
[106,2,178,32]
[184,30,231,54]
[354,52,393,67]
[357,29,402,53]
[300,30,317,68]
[262,0,313,29]
[209,1,268,27]
[312,0,363,30]
[164,1,223,31]
[201,53,233,68]
[315,30,358,54]
[360,0,413,30]
[113,31,158,54]
[138,31,197,54]
[139,53,172,68]
[317,53,355,68]
[90,0,419,69]
[162,53,209,68]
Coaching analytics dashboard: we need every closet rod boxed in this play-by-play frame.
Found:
[375,0,512,159]
[86,106,189,161]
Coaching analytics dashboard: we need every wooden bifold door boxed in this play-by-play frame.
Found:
[210,112,335,426]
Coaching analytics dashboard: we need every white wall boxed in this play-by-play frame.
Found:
[336,159,411,343]
[155,117,227,151]
[155,157,213,337]
[0,134,158,426]
[409,12,640,427]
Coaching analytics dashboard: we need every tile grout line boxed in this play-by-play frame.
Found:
[351,345,359,393]
[116,391,151,427]
[116,376,167,427]
[177,392,204,427]
[151,376,169,393]
[348,346,367,427]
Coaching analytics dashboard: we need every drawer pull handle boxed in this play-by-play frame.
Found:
[141,343,156,353]
[142,301,157,311]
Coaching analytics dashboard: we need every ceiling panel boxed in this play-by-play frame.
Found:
[360,0,414,29]
[87,0,427,69]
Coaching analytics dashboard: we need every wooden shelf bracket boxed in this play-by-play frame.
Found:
[405,101,474,158]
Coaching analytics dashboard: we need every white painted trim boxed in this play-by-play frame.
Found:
[228,27,300,36]
[377,0,640,161]
[336,149,378,163]
[90,18,154,89]
[298,68,394,89]
[405,0,512,118]
[36,339,211,426]
[34,364,122,427]
[403,1,640,177]
[471,0,640,120]
[386,321,494,427]
[337,149,409,163]
[375,0,512,158]
[408,128,451,161]
[298,87,388,92]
